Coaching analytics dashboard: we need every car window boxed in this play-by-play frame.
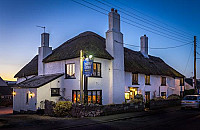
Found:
[183,96,197,100]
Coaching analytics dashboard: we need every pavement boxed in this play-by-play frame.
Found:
[1,106,200,130]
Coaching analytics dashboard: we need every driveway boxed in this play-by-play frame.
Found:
[0,106,13,116]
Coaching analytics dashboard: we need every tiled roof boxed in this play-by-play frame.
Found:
[17,73,64,88]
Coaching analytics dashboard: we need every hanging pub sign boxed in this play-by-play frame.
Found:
[83,58,93,77]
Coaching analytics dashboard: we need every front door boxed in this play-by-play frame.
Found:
[145,92,150,108]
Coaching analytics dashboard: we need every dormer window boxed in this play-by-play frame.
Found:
[132,73,138,85]
[65,63,75,79]
[145,75,150,85]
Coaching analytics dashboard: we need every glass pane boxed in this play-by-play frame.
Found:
[97,91,101,103]
[93,91,96,104]
[77,91,80,103]
[97,63,101,76]
[72,64,75,77]
[67,64,70,75]
[73,91,76,103]
[93,63,97,76]
[88,91,92,104]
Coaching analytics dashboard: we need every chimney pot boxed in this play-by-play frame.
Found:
[115,9,118,13]
[111,8,114,11]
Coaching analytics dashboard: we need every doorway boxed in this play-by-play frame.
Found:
[145,91,150,108]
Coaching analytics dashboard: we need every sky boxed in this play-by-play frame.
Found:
[0,0,200,81]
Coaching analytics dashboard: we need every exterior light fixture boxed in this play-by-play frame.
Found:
[89,55,93,59]
[12,91,16,96]
[29,91,34,98]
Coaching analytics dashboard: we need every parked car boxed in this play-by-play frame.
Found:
[181,95,200,109]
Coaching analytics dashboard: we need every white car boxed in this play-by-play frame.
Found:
[181,95,200,109]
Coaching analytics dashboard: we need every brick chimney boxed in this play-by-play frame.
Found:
[140,35,148,58]
[38,33,52,75]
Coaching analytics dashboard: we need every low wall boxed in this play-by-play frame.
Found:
[150,99,181,110]
[44,100,144,118]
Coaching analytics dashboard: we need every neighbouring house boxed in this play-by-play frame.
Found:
[0,77,14,106]
[13,9,185,112]
[185,78,200,90]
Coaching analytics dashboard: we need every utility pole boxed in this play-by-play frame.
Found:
[194,36,197,94]
[80,50,84,104]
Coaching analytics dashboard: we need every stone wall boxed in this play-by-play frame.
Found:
[150,99,181,110]
[44,100,144,118]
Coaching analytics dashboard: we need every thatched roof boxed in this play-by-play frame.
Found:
[14,31,184,78]
[124,48,184,78]
[43,31,113,63]
[14,55,38,78]
[16,73,64,88]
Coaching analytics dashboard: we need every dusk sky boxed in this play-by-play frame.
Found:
[0,0,200,81]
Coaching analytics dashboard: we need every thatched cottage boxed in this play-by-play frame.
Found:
[13,9,184,112]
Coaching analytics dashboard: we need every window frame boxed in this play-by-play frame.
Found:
[132,73,138,85]
[65,63,76,79]
[161,77,166,86]
[51,88,61,97]
[145,75,150,85]
[72,90,102,105]
[91,62,101,78]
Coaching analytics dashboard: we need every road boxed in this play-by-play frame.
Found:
[1,106,200,130]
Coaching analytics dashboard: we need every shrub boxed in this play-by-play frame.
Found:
[135,94,143,100]
[129,98,143,104]
[53,101,72,117]
[151,97,164,101]
[167,94,180,100]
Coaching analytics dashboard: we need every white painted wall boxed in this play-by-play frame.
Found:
[13,88,37,112]
[125,72,183,100]
[37,76,64,109]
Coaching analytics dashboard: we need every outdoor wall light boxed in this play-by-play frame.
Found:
[29,91,35,98]
[12,91,16,96]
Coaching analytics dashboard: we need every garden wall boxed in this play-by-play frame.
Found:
[150,99,181,110]
[44,100,144,118]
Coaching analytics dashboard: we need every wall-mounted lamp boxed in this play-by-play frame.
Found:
[12,91,16,96]
[29,91,35,98]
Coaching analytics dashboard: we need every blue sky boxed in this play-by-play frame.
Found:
[0,0,200,81]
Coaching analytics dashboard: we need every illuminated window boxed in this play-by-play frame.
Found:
[72,90,102,104]
[51,88,60,96]
[92,62,101,77]
[132,73,138,85]
[161,77,166,86]
[180,78,184,86]
[65,63,75,78]
[125,92,130,100]
[161,92,166,99]
[145,75,150,85]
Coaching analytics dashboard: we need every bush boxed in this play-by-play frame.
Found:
[135,94,143,101]
[129,98,143,104]
[167,94,180,100]
[151,97,164,101]
[53,101,72,117]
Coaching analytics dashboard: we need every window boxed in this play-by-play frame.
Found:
[92,62,101,77]
[125,92,130,100]
[145,75,150,85]
[132,73,138,85]
[72,90,102,104]
[161,92,166,99]
[26,93,29,104]
[161,77,166,86]
[180,78,184,86]
[51,88,60,96]
[65,63,75,78]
